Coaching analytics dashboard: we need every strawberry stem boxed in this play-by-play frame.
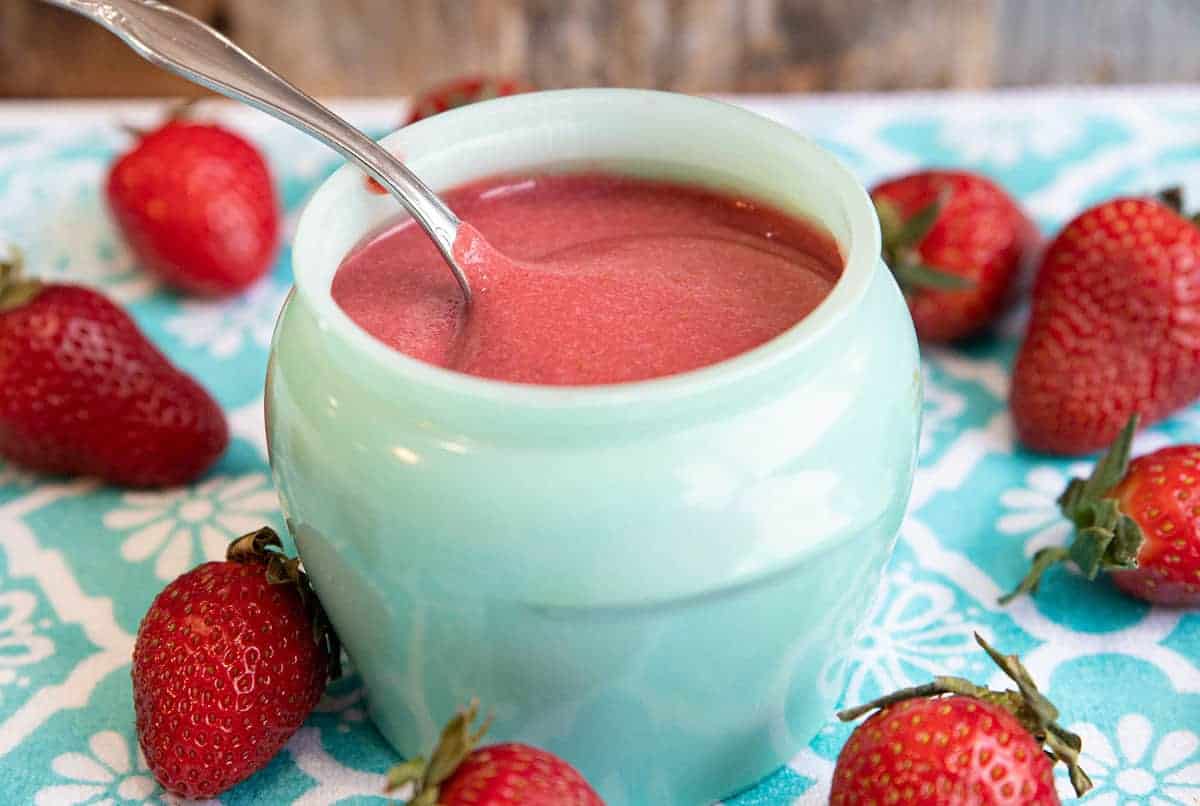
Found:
[839,634,1092,798]
[385,698,494,806]
[875,195,976,295]
[997,547,1070,604]
[0,246,44,313]
[895,196,944,246]
[891,259,976,291]
[1153,186,1200,228]
[1001,415,1142,604]
[120,97,203,139]
[225,527,343,680]
[1158,186,1185,215]
[836,679,989,720]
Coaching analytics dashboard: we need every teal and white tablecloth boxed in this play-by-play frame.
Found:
[2,89,1199,805]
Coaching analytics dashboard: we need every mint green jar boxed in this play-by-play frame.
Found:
[268,90,920,805]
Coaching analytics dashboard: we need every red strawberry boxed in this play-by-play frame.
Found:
[107,119,279,296]
[0,251,227,487]
[1012,190,1200,455]
[406,75,532,124]
[1003,416,1200,607]
[872,169,1037,342]
[133,527,340,799]
[364,76,533,195]
[832,634,1091,805]
[386,700,603,806]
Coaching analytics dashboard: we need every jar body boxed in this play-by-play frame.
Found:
[269,89,920,804]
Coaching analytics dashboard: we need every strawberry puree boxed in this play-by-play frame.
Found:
[332,173,842,385]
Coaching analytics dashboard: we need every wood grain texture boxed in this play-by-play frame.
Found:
[1,0,1197,98]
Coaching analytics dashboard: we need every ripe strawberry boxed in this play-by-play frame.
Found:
[0,251,227,487]
[133,528,340,799]
[406,76,532,125]
[1012,190,1200,455]
[365,76,533,195]
[872,169,1037,342]
[386,700,602,806]
[107,119,279,296]
[832,634,1091,805]
[1003,416,1200,607]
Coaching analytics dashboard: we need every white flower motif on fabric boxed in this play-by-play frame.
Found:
[34,730,161,805]
[839,571,989,706]
[919,365,966,459]
[1166,404,1200,446]
[937,109,1084,167]
[314,681,370,735]
[164,278,289,360]
[103,473,280,580]
[0,158,156,303]
[230,395,269,463]
[0,588,54,695]
[997,463,1090,558]
[1056,714,1200,806]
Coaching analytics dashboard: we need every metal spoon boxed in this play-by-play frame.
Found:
[44,0,471,302]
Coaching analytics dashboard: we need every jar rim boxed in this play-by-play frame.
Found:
[289,88,881,413]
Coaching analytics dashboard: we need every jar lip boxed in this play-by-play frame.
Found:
[291,88,881,411]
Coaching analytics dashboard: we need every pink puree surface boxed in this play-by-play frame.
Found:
[332,173,843,386]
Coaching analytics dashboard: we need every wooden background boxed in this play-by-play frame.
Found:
[3,0,1199,98]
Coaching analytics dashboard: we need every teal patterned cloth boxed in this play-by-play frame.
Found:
[2,90,1199,805]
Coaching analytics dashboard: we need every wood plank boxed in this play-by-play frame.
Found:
[0,1,221,98]
[1,0,1197,99]
[995,0,1200,86]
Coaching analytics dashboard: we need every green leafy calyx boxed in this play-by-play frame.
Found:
[1156,186,1200,228]
[384,699,494,806]
[876,194,974,294]
[0,247,43,313]
[1000,415,1143,604]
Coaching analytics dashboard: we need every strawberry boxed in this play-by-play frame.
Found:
[872,169,1037,342]
[107,119,279,296]
[1003,416,1200,607]
[406,75,532,124]
[133,527,340,799]
[0,250,227,487]
[832,634,1091,805]
[364,76,533,195]
[1012,190,1200,455]
[386,700,602,806]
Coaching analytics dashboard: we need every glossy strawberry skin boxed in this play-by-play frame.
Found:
[107,122,279,296]
[406,76,531,124]
[133,559,329,799]
[1107,445,1200,606]
[439,743,604,806]
[831,696,1059,805]
[0,284,227,487]
[1012,197,1200,455]
[872,170,1037,342]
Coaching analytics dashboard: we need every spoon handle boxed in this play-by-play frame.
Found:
[45,0,470,300]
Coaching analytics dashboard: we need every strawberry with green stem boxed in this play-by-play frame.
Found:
[832,634,1091,805]
[1003,415,1200,607]
[133,527,340,798]
[386,699,602,806]
[873,169,1037,342]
